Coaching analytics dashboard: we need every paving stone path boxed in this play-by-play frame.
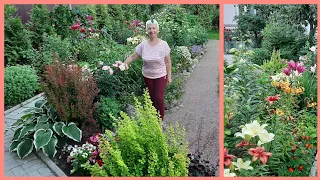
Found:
[164,40,220,170]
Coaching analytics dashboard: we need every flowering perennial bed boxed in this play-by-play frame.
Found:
[224,46,317,177]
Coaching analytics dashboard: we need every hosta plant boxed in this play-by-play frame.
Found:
[7,99,82,159]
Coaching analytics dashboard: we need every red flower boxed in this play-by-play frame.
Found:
[293,156,297,160]
[70,22,81,30]
[288,167,294,173]
[87,15,94,20]
[265,94,281,105]
[224,148,236,167]
[248,146,272,165]
[79,28,86,33]
[298,165,303,171]
[235,140,256,147]
[96,159,103,167]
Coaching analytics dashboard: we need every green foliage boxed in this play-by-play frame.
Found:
[154,6,208,46]
[299,71,317,108]
[4,5,34,66]
[236,14,266,48]
[7,99,82,159]
[5,65,40,105]
[95,96,121,131]
[26,5,55,49]
[261,49,287,73]
[84,90,189,176]
[262,22,307,60]
[249,48,271,65]
[182,5,219,30]
[165,76,185,106]
[96,44,144,98]
[51,5,74,39]
[33,33,73,73]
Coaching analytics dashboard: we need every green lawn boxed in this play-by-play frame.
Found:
[207,30,219,40]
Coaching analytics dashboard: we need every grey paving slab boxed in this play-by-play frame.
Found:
[164,40,220,174]
[27,169,42,176]
[4,170,15,176]
[11,166,28,176]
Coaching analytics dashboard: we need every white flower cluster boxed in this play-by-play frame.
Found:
[234,120,275,146]
[69,143,96,158]
[176,46,198,64]
[126,35,146,45]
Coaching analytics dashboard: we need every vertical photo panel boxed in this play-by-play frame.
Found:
[224,4,318,177]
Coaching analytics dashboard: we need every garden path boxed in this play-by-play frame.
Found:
[4,96,56,176]
[164,40,220,172]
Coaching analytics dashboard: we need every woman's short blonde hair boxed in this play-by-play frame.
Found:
[146,19,159,31]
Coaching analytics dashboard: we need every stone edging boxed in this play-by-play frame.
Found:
[34,150,67,177]
[4,93,44,115]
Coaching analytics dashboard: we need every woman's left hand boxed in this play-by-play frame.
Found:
[166,76,172,85]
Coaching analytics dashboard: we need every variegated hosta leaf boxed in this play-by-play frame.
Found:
[62,122,82,142]
[18,124,36,139]
[9,140,20,152]
[35,122,50,130]
[17,138,34,159]
[37,115,49,123]
[35,99,46,108]
[34,129,53,151]
[12,127,22,141]
[53,122,65,136]
[42,135,58,158]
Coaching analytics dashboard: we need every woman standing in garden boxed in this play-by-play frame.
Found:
[124,19,172,120]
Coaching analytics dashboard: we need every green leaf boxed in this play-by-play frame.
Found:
[35,122,50,130]
[17,138,34,159]
[53,122,65,136]
[48,107,58,120]
[21,113,33,121]
[35,100,46,108]
[37,115,49,123]
[22,107,43,114]
[62,122,82,142]
[12,127,22,141]
[34,129,53,151]
[18,124,36,139]
[225,130,231,135]
[9,140,20,152]
[42,135,58,158]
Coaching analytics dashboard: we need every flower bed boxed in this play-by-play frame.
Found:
[224,46,317,177]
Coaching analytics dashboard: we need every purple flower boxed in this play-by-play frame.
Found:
[288,60,297,70]
[92,150,99,157]
[283,67,291,76]
[191,45,201,54]
[296,65,306,73]
[133,20,140,25]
